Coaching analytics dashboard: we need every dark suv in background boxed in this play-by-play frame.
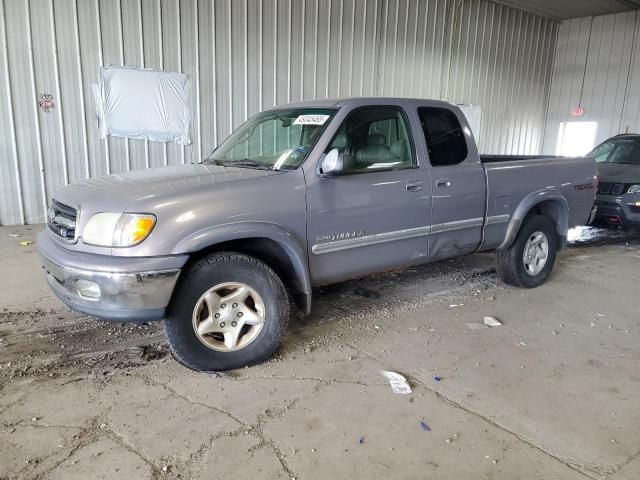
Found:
[589,134,640,231]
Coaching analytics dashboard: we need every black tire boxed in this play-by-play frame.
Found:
[624,224,640,237]
[165,252,289,371]
[496,215,558,288]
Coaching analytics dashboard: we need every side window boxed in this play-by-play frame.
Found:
[418,107,468,166]
[589,142,613,163]
[327,106,415,173]
[608,143,635,163]
[368,119,399,144]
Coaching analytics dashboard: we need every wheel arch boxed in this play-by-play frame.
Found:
[172,222,312,315]
[499,191,569,251]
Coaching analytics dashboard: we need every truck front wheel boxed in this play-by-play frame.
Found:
[496,215,558,288]
[165,252,290,371]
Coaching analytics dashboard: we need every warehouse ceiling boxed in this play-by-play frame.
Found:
[494,0,640,20]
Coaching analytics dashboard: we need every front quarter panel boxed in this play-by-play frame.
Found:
[108,169,308,259]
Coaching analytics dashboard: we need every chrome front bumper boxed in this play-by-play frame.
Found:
[38,232,187,322]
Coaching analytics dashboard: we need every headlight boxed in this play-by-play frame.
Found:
[82,213,156,247]
[628,185,640,194]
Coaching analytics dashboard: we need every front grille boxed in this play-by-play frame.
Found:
[47,200,78,242]
[598,182,629,195]
[598,182,612,194]
[612,183,625,195]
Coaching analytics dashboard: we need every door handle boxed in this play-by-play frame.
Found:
[406,181,424,192]
[436,179,451,188]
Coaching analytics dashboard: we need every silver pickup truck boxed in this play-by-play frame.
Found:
[38,98,597,370]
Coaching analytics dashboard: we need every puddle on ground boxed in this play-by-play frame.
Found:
[568,226,636,247]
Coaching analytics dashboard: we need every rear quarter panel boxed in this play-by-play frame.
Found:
[482,156,598,250]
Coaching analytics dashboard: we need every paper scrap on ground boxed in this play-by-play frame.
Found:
[381,371,412,394]
[483,316,502,327]
[19,241,33,246]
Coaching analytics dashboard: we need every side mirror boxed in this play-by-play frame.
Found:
[320,148,344,177]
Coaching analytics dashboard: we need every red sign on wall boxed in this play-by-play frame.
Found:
[570,106,585,117]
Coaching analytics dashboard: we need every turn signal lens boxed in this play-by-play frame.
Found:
[114,214,156,247]
[82,213,156,247]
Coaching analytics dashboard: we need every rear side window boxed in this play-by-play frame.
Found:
[418,107,468,166]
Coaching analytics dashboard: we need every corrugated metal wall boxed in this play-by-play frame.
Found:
[0,0,557,226]
[543,10,640,154]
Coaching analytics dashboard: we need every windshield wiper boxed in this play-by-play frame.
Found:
[210,159,273,170]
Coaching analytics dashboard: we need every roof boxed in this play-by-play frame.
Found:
[613,133,640,138]
[267,97,454,110]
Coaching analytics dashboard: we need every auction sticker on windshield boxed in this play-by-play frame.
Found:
[293,114,330,125]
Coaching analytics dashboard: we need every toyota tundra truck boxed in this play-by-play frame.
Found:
[38,98,597,371]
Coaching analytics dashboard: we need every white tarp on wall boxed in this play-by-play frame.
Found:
[93,66,191,145]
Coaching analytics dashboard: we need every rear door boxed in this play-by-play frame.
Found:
[304,103,432,285]
[416,106,485,259]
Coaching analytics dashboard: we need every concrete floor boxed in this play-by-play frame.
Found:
[1,225,639,480]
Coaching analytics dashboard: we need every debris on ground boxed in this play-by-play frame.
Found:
[434,376,442,382]
[419,420,431,431]
[381,371,412,394]
[8,233,21,238]
[19,241,33,246]
[445,433,459,443]
[449,303,464,308]
[359,436,365,444]
[483,316,502,327]
[353,287,381,299]
[465,322,489,330]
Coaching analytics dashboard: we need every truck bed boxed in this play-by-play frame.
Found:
[479,155,596,251]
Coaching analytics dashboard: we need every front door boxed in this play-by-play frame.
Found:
[305,105,431,285]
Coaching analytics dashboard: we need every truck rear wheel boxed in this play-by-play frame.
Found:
[165,252,289,371]
[496,215,558,288]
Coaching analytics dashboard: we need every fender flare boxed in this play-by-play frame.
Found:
[172,221,312,312]
[498,190,569,250]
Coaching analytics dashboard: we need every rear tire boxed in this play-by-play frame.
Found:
[496,215,558,288]
[165,252,289,371]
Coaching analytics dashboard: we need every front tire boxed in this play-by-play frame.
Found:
[496,215,558,288]
[165,252,289,371]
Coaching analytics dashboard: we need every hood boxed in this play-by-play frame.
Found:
[597,162,640,184]
[53,164,281,213]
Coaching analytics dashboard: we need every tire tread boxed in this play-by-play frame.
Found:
[164,252,289,371]
[495,215,558,288]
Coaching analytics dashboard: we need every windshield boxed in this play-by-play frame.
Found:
[206,108,337,170]
[588,138,640,165]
